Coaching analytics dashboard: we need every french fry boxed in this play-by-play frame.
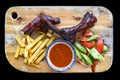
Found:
[33,49,45,62]
[40,31,52,37]
[20,47,24,56]
[29,64,42,69]
[27,35,34,43]
[15,35,25,47]
[21,31,34,42]
[29,52,32,58]
[24,47,28,58]
[30,41,42,54]
[31,59,34,64]
[27,35,31,44]
[46,37,55,47]
[40,31,45,35]
[15,31,56,68]
[28,38,49,64]
[35,51,46,64]
[29,36,34,42]
[26,35,44,50]
[21,31,25,36]
[23,37,26,43]
[24,58,27,63]
[14,45,21,58]
[20,38,26,56]
[21,31,28,38]
[46,33,52,37]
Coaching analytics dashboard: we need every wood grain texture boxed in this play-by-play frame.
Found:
[5,6,113,73]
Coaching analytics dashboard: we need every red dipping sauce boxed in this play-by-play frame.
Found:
[49,43,73,67]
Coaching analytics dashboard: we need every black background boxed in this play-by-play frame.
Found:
[0,0,119,79]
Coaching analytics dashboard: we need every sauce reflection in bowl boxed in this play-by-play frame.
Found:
[46,39,76,72]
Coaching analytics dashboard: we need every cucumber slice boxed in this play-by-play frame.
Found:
[87,35,100,41]
[74,46,93,65]
[74,47,86,63]
[74,41,86,53]
[80,53,93,65]
[103,45,108,52]
[87,48,104,61]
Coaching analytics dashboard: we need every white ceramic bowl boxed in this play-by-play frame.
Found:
[46,39,76,72]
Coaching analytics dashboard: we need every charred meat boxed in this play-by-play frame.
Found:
[22,12,97,43]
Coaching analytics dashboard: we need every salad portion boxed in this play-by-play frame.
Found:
[74,29,108,72]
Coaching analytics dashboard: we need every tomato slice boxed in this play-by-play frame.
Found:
[77,36,87,42]
[83,29,94,37]
[91,59,99,72]
[96,38,104,53]
[81,41,96,49]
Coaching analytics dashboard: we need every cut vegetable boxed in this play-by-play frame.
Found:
[74,46,93,65]
[74,47,86,63]
[91,59,99,72]
[77,35,87,41]
[74,41,86,53]
[81,41,96,49]
[86,48,104,61]
[87,35,100,41]
[103,45,108,52]
[83,29,94,37]
[76,57,88,66]
[96,38,104,53]
[80,53,93,65]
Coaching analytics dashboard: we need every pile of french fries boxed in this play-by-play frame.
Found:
[14,31,55,68]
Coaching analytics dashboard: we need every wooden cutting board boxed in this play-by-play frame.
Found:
[5,6,113,73]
